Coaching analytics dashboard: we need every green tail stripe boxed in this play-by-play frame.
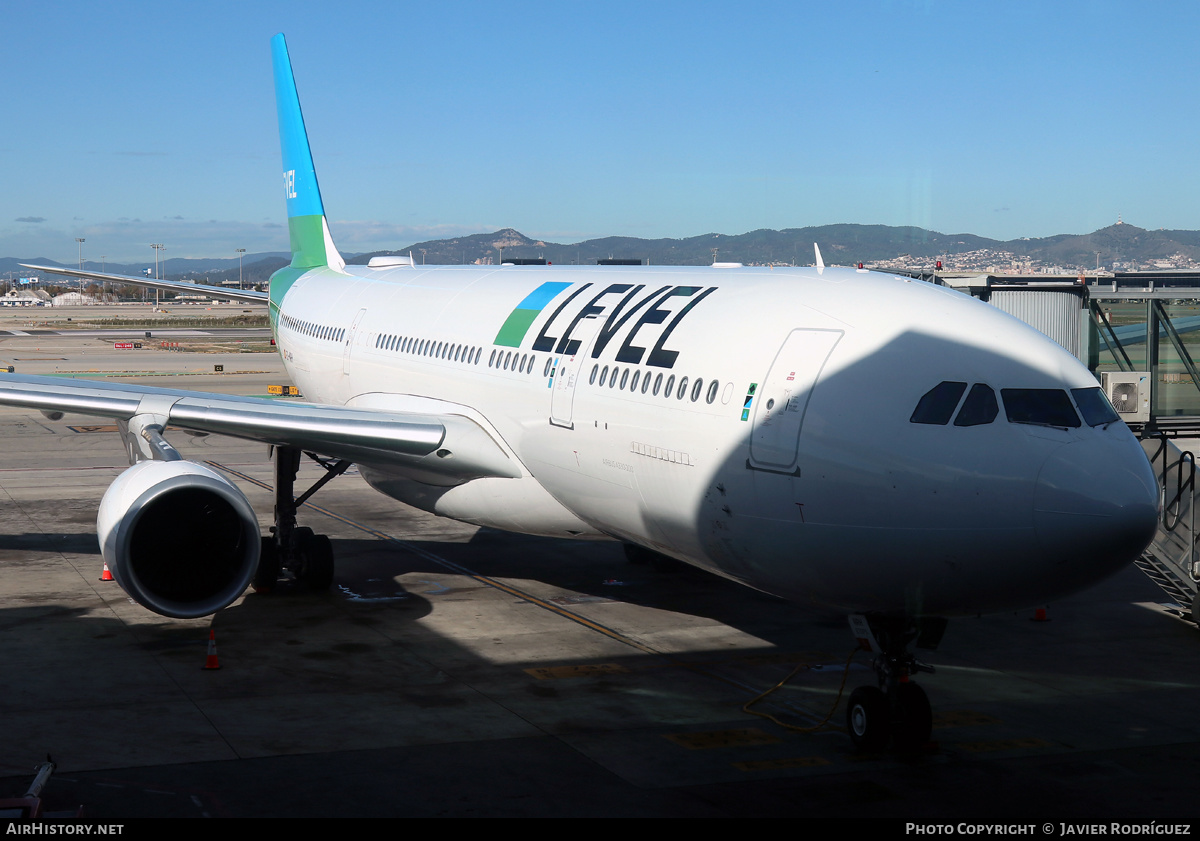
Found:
[288,214,328,269]
[494,308,540,347]
[268,264,308,330]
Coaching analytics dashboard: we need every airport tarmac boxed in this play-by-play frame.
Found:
[1,325,1199,819]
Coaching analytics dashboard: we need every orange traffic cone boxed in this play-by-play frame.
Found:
[99,563,114,582]
[1031,606,1050,622]
[203,629,221,670]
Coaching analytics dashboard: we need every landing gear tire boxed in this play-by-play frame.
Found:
[252,536,280,594]
[847,686,890,753]
[295,528,334,591]
[892,681,933,752]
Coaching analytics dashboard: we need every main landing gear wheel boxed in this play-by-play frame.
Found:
[253,536,281,594]
[294,528,334,591]
[847,686,890,752]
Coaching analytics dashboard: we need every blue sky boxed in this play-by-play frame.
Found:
[5,1,1200,263]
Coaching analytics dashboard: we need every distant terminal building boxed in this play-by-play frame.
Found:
[597,258,642,266]
[0,289,49,307]
[50,292,101,307]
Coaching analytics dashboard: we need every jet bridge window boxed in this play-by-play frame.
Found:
[1071,387,1120,427]
[910,381,967,425]
[1001,389,1081,428]
[953,384,998,427]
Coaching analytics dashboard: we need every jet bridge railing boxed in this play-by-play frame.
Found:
[1137,435,1200,623]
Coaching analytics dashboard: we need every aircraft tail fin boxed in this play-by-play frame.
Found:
[271,33,345,272]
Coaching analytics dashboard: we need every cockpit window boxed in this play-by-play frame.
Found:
[910,381,967,425]
[953,384,998,427]
[1072,387,1120,427]
[1001,389,1081,428]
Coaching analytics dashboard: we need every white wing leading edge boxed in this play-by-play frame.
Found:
[0,373,520,482]
[18,264,269,305]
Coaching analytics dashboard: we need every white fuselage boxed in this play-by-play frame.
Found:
[270,263,1159,617]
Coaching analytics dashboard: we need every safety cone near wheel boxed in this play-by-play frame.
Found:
[203,629,221,670]
[98,563,114,582]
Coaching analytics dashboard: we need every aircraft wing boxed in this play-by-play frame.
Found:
[1099,315,1200,350]
[19,264,269,305]
[0,373,521,482]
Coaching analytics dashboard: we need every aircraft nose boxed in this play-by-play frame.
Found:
[1033,434,1159,593]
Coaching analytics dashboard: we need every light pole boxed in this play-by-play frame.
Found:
[151,243,165,308]
[75,238,85,300]
[236,248,246,290]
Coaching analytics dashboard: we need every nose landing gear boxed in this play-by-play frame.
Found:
[845,614,944,753]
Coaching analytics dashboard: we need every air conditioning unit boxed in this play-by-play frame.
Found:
[1100,371,1150,423]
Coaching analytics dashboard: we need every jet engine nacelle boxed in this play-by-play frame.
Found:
[96,460,260,619]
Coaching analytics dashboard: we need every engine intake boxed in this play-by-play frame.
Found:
[96,460,260,618]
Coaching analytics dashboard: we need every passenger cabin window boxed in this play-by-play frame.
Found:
[1001,389,1081,428]
[910,381,967,425]
[954,384,999,427]
[1072,387,1120,427]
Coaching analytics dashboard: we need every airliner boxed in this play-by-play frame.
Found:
[6,34,1159,752]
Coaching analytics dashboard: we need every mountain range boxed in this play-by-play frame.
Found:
[353,222,1200,271]
[6,222,1200,282]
